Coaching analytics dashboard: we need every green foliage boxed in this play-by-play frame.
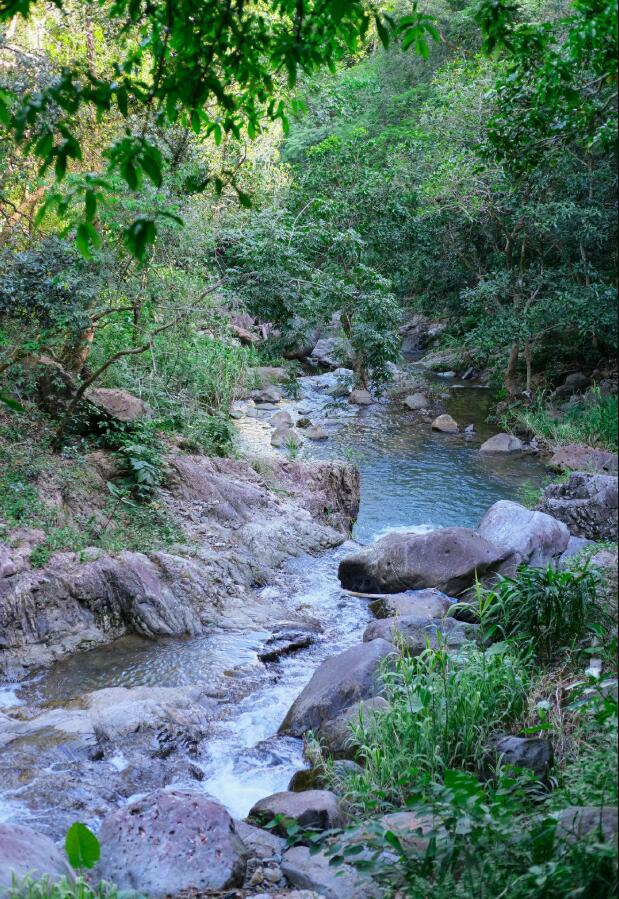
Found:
[479,563,608,663]
[97,419,164,502]
[64,823,100,870]
[508,389,619,452]
[346,642,530,811]
[8,876,125,899]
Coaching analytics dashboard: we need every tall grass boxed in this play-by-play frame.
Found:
[509,388,618,452]
[347,642,530,811]
[479,563,608,662]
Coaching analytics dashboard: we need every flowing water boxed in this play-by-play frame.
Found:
[1,366,549,828]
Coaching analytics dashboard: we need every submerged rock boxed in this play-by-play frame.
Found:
[479,433,523,454]
[338,528,513,596]
[536,471,618,541]
[0,824,74,892]
[279,639,394,737]
[477,500,569,567]
[95,790,246,897]
[248,790,344,834]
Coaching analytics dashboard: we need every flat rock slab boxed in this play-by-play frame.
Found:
[248,790,344,834]
[0,824,74,892]
[338,527,512,596]
[95,789,246,896]
[279,639,394,737]
[477,500,569,567]
[282,846,383,899]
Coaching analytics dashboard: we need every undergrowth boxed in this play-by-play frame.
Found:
[508,388,618,452]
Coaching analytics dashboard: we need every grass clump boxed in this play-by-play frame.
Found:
[346,642,530,812]
[509,388,618,452]
[479,563,609,663]
[7,878,127,899]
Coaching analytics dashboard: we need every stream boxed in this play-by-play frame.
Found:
[0,365,549,832]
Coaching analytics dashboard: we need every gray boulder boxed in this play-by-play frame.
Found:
[234,821,285,860]
[348,389,374,406]
[479,433,523,454]
[0,824,74,893]
[95,789,246,897]
[282,846,382,899]
[271,427,304,449]
[248,790,344,834]
[279,639,394,737]
[363,615,478,653]
[253,385,284,404]
[403,393,429,411]
[338,527,513,595]
[85,387,151,423]
[431,414,459,433]
[270,410,294,429]
[554,806,618,843]
[495,736,553,778]
[477,500,569,567]
[305,425,329,441]
[536,471,618,541]
[317,697,390,758]
[368,588,453,620]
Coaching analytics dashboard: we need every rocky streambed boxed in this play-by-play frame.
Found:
[1,365,617,897]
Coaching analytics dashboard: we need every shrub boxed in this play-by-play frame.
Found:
[346,642,530,811]
[479,563,607,663]
[509,389,618,452]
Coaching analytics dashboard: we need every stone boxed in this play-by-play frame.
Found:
[477,500,569,567]
[86,387,151,423]
[317,697,390,758]
[464,424,476,434]
[271,428,304,449]
[232,323,259,345]
[95,789,246,896]
[0,824,74,892]
[234,821,285,859]
[559,535,596,565]
[548,444,618,474]
[403,393,429,411]
[368,589,453,620]
[495,736,553,778]
[348,389,374,406]
[536,472,618,541]
[431,414,459,433]
[363,615,478,653]
[0,544,17,579]
[281,846,382,899]
[254,385,284,404]
[554,806,618,843]
[479,433,523,454]
[252,366,288,386]
[270,410,294,429]
[338,527,514,595]
[436,370,456,379]
[248,790,344,834]
[305,425,329,441]
[297,417,312,428]
[279,640,394,737]
[553,372,591,399]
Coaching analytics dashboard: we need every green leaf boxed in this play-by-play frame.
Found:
[0,392,24,412]
[65,823,100,870]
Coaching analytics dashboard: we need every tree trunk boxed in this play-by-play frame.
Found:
[505,338,520,397]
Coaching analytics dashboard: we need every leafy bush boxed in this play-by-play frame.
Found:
[346,642,530,811]
[479,563,607,662]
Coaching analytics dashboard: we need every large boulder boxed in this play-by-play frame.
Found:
[0,824,74,892]
[253,385,284,404]
[281,846,382,899]
[554,806,618,844]
[317,697,389,758]
[248,790,344,834]
[495,736,553,779]
[363,616,478,653]
[479,433,523,454]
[536,472,618,541]
[338,528,513,596]
[95,790,246,896]
[85,387,151,423]
[548,444,618,474]
[477,500,569,567]
[279,639,394,737]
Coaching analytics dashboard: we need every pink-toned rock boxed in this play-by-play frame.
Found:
[86,387,151,422]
